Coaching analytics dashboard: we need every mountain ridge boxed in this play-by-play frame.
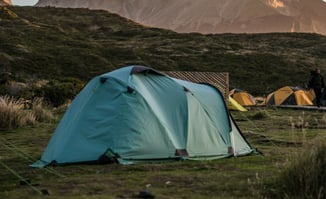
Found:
[0,0,12,5]
[35,0,326,35]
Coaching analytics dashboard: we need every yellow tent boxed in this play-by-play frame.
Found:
[229,89,256,106]
[228,96,248,111]
[265,86,313,106]
[305,89,315,102]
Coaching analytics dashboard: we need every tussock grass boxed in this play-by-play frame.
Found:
[249,110,270,120]
[31,97,54,122]
[0,96,53,129]
[0,95,35,129]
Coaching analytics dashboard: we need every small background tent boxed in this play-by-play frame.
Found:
[254,96,266,106]
[228,96,248,111]
[32,66,254,167]
[265,86,313,106]
[229,89,256,106]
[305,89,316,103]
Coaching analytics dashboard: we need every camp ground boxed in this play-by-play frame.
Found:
[1,66,326,199]
[228,86,326,110]
[225,86,326,111]
[31,66,255,167]
[265,86,313,106]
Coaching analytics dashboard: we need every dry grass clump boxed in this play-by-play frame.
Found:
[0,95,53,129]
[249,110,270,120]
[0,96,35,129]
[31,97,54,122]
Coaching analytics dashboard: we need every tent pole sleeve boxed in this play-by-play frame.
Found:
[231,131,236,157]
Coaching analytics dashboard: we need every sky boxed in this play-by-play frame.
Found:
[11,0,38,6]
[10,0,326,5]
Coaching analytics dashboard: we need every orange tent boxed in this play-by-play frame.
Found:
[229,89,256,106]
[265,86,313,106]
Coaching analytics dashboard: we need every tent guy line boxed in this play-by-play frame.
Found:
[0,138,64,177]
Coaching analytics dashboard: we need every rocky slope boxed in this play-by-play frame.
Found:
[35,0,326,35]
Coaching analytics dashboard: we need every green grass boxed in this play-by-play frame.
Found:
[267,141,326,199]
[0,108,325,199]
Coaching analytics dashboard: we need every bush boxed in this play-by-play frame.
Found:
[267,141,326,199]
[249,110,270,120]
[35,79,82,107]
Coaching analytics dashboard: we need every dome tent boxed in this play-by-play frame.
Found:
[229,89,256,106]
[228,96,248,111]
[31,66,254,167]
[265,86,313,106]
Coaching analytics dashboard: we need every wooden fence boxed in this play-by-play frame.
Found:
[164,71,229,102]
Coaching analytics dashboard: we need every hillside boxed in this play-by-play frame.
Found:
[0,6,326,96]
[35,0,326,35]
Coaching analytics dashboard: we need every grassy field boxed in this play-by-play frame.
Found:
[1,108,325,199]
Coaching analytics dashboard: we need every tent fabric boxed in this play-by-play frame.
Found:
[31,66,254,167]
[254,97,266,106]
[228,96,248,112]
[229,89,256,106]
[265,86,313,106]
[305,89,316,102]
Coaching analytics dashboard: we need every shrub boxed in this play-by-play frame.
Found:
[19,111,37,127]
[250,110,270,120]
[35,79,83,107]
[267,141,326,199]
[5,81,28,96]
[0,80,38,99]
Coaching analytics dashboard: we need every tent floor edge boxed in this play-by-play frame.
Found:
[98,148,120,164]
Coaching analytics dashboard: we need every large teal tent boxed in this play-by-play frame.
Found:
[32,66,254,167]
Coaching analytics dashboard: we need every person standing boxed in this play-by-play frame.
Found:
[309,68,325,107]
